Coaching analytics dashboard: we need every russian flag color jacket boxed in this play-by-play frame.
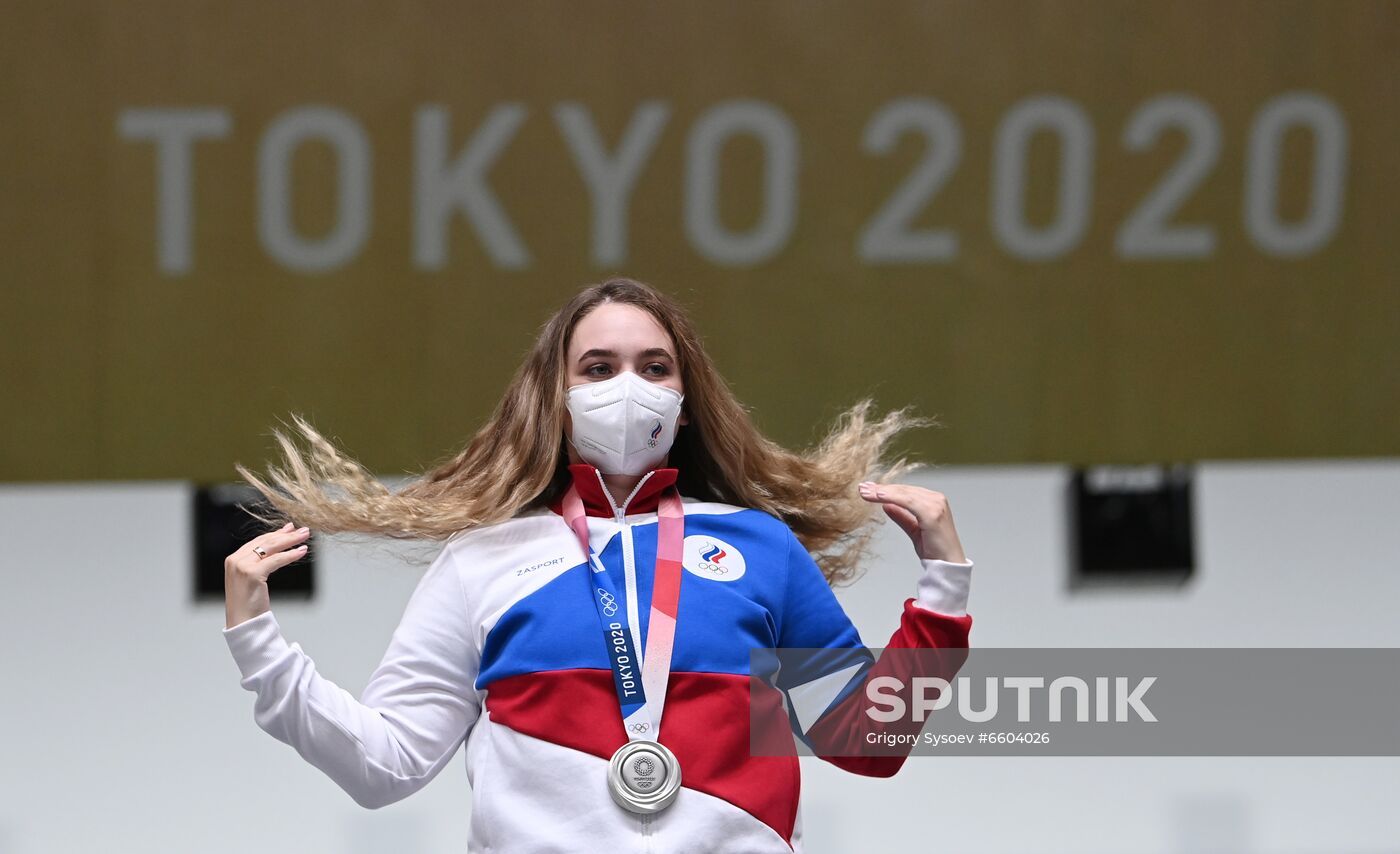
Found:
[222,463,975,853]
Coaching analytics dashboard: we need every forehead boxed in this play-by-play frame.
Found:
[568,303,675,355]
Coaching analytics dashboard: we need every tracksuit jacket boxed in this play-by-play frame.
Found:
[222,462,975,853]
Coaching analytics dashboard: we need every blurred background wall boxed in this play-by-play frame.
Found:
[1,1,1396,852]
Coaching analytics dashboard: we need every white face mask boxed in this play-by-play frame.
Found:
[565,370,685,476]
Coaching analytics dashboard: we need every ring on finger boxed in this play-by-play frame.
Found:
[252,546,268,559]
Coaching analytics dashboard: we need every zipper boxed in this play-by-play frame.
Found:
[594,467,656,523]
[593,469,656,850]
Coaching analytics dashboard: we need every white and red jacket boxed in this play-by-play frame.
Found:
[222,463,974,852]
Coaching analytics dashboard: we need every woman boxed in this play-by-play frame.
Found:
[223,276,975,853]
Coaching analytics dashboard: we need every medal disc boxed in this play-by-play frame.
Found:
[607,740,682,814]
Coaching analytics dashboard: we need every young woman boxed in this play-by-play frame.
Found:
[222,276,975,853]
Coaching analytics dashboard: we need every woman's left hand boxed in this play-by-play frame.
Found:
[858,481,968,564]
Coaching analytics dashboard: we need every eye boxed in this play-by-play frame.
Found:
[583,362,669,377]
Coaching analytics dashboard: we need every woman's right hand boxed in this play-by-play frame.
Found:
[225,521,312,629]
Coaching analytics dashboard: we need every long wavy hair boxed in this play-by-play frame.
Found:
[235,276,940,585]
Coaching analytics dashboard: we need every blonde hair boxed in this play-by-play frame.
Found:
[235,277,940,585]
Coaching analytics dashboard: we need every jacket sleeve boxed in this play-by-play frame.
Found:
[221,538,482,808]
[772,524,973,777]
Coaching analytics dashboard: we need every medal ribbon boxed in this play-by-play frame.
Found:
[561,482,684,743]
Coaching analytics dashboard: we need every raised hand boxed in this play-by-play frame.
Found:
[224,521,312,628]
[858,481,968,564]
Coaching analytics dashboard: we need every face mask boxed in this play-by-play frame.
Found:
[565,370,685,476]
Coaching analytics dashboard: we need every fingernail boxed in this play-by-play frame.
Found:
[281,522,293,530]
[297,526,309,534]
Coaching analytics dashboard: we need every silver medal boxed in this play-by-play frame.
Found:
[607,740,682,814]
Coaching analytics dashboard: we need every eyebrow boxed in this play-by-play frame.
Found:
[577,347,675,363]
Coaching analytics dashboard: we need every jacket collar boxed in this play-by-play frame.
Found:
[549,463,680,519]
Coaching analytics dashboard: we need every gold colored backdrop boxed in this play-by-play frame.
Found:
[4,1,1397,482]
